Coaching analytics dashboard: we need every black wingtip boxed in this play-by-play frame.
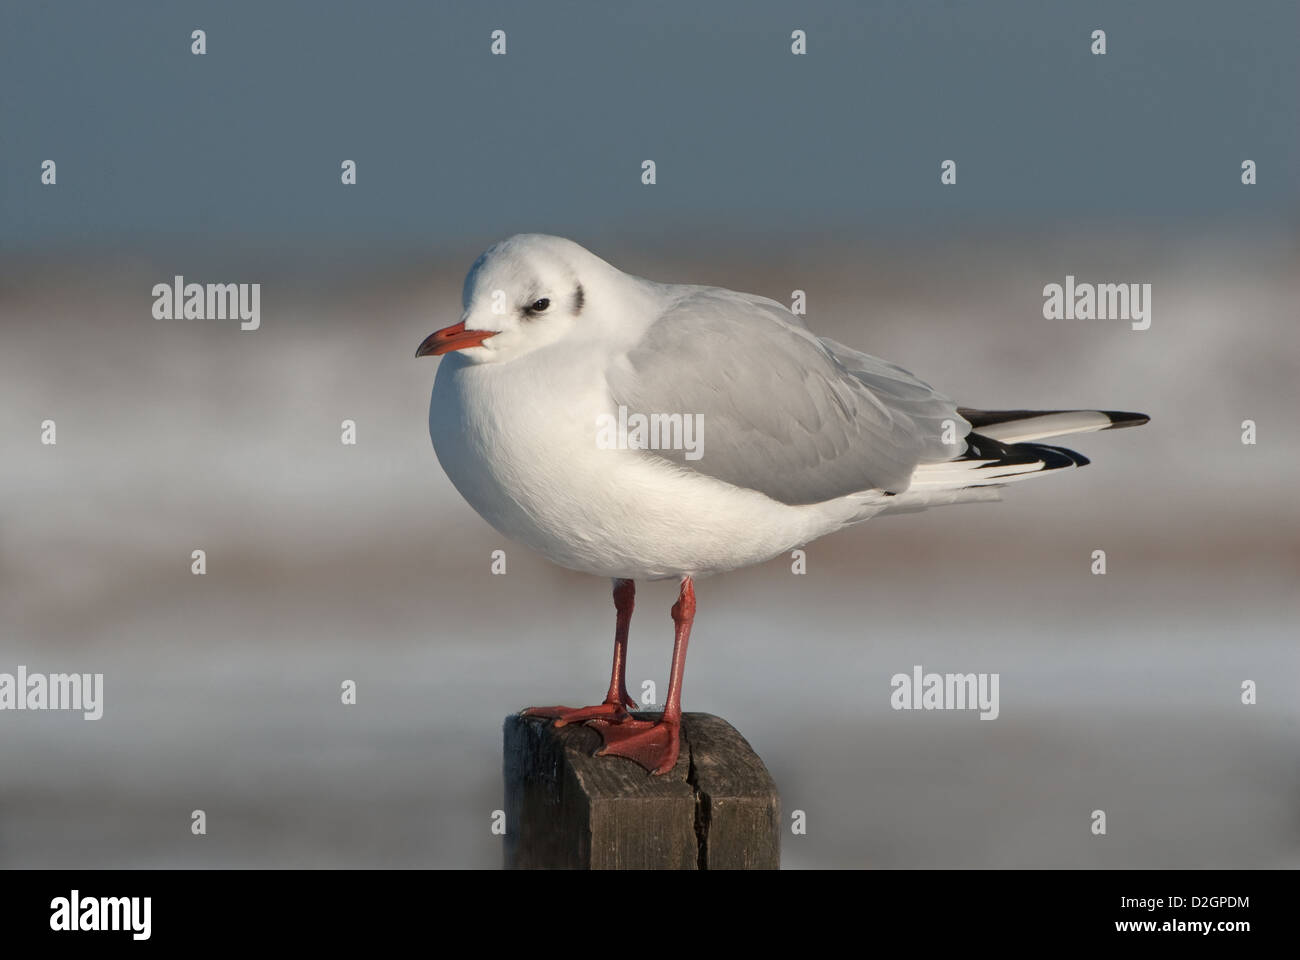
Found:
[962,433,1090,477]
[1021,441,1089,469]
[1101,411,1150,430]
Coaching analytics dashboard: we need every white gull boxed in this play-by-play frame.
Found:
[417,234,1148,773]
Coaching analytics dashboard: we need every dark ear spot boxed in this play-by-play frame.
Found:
[573,283,584,315]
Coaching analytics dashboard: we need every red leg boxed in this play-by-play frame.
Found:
[521,578,640,725]
[590,576,695,775]
[601,578,638,715]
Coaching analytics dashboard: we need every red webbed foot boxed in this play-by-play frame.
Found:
[588,715,681,775]
[520,696,637,728]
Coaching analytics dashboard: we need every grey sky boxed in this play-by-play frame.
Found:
[2,0,1295,260]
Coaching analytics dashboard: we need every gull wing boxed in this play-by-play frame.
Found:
[607,286,967,505]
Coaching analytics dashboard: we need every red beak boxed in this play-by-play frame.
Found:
[415,321,498,357]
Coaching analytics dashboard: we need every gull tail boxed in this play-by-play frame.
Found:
[876,407,1149,514]
[907,432,1090,491]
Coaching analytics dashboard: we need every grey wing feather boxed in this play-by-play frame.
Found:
[607,287,968,505]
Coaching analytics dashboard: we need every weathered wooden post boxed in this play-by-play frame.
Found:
[504,712,780,869]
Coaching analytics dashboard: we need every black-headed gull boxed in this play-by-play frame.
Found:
[417,235,1148,774]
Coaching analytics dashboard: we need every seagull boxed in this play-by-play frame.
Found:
[417,234,1148,774]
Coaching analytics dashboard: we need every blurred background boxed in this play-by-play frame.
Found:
[1,0,1297,868]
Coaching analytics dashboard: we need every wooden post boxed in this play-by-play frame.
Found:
[503,712,780,870]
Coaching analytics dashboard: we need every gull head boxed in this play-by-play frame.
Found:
[416,234,620,365]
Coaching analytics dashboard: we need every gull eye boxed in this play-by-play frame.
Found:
[529,298,550,313]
